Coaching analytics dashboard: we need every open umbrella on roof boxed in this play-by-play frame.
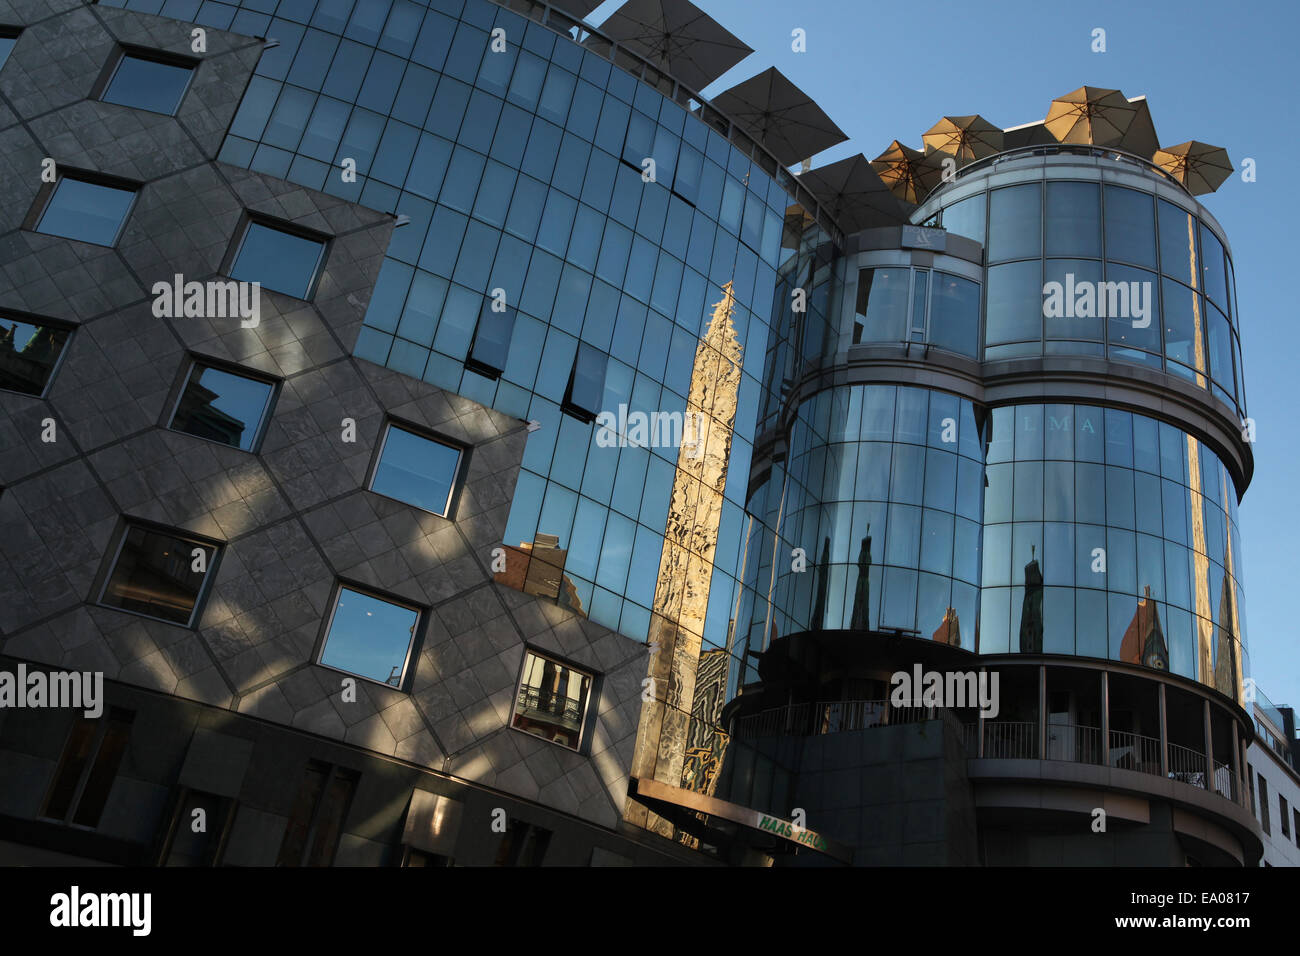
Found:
[549,0,604,18]
[1001,120,1056,150]
[870,140,945,205]
[1044,86,1137,147]
[798,154,907,233]
[599,0,753,93]
[1117,97,1159,158]
[710,67,848,167]
[922,115,1004,166]
[1152,141,1233,195]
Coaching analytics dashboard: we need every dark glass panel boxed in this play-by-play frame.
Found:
[988,183,1041,262]
[101,526,215,625]
[1045,181,1100,258]
[928,272,979,357]
[0,317,69,396]
[985,260,1041,346]
[1103,185,1156,268]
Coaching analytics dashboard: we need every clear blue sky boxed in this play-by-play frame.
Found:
[589,0,1300,710]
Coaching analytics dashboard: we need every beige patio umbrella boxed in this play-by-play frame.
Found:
[1044,86,1137,147]
[922,115,1004,166]
[1117,97,1159,158]
[1152,141,1233,195]
[870,140,944,204]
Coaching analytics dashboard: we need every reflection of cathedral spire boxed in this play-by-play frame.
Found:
[810,537,830,629]
[1214,569,1237,697]
[849,529,872,631]
[1019,545,1043,653]
[932,607,961,647]
[1120,585,1167,670]
[629,282,743,831]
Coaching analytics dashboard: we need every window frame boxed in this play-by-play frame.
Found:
[33,170,141,247]
[94,519,223,629]
[40,708,135,830]
[314,580,426,691]
[509,646,598,753]
[365,418,467,519]
[0,309,74,399]
[165,355,280,454]
[97,44,200,117]
[226,214,330,301]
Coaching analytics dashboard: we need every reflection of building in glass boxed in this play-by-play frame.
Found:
[0,0,1266,870]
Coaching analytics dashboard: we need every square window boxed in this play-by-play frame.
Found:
[0,314,71,397]
[318,585,421,688]
[368,422,463,517]
[99,524,219,627]
[512,649,593,750]
[36,176,137,246]
[168,360,277,452]
[101,50,195,115]
[229,220,326,299]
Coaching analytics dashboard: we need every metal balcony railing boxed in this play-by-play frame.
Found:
[1046,723,1103,765]
[976,721,1040,760]
[733,699,952,739]
[1108,730,1163,776]
[1167,741,1208,789]
[515,687,583,730]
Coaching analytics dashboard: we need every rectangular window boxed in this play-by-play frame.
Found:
[168,360,277,452]
[368,422,463,517]
[493,820,552,867]
[100,49,196,115]
[36,175,138,246]
[512,649,593,751]
[99,523,220,627]
[318,584,421,688]
[562,344,607,422]
[277,761,359,867]
[42,709,134,829]
[1282,795,1291,839]
[465,298,516,378]
[0,314,71,396]
[1258,773,1271,835]
[229,220,326,299]
[1293,808,1299,848]
[161,789,235,866]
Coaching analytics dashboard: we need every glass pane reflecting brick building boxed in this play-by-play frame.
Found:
[0,0,1266,867]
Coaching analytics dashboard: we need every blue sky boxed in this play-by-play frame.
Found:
[589,0,1300,709]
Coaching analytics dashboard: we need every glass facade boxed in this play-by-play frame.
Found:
[937,179,1245,415]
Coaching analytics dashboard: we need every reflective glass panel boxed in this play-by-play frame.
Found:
[1045,182,1100,258]
[169,363,275,452]
[320,586,419,686]
[102,53,193,115]
[370,423,462,516]
[101,525,216,626]
[512,649,593,750]
[928,272,979,357]
[230,221,324,298]
[37,177,137,246]
[0,316,70,396]
[988,183,1041,262]
[1103,185,1156,268]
